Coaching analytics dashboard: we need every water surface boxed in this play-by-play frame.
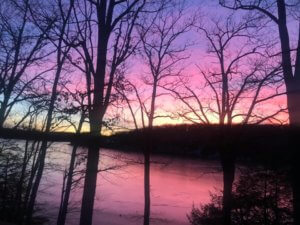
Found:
[37,143,222,225]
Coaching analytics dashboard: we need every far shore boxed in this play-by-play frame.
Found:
[0,124,297,163]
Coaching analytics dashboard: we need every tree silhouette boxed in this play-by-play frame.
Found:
[188,168,293,225]
[218,1,300,224]
[0,0,53,128]
[69,1,150,224]
[164,13,286,225]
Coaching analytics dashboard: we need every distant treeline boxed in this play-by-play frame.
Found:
[108,124,296,162]
[1,124,298,161]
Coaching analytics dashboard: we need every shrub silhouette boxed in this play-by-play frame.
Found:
[188,168,293,225]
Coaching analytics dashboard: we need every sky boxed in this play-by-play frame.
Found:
[109,0,290,130]
[4,0,299,133]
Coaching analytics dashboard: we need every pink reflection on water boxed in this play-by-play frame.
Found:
[92,149,222,225]
[38,146,222,225]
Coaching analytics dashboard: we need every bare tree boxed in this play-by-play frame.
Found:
[25,0,75,223]
[0,0,53,128]
[218,0,300,124]
[137,2,193,129]
[167,16,286,125]
[0,106,47,224]
[56,89,88,225]
[69,1,153,224]
[163,14,285,225]
[115,78,147,130]
[130,2,194,224]
[218,1,300,224]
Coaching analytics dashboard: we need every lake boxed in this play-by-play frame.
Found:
[36,142,223,225]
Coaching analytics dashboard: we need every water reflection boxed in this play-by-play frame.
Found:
[0,139,294,225]
[37,144,222,225]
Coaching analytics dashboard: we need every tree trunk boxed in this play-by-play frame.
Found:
[143,150,150,225]
[290,129,300,225]
[220,148,236,225]
[14,140,29,220]
[25,140,47,225]
[78,16,108,224]
[0,95,9,128]
[21,141,40,225]
[79,145,100,225]
[286,80,300,225]
[277,2,300,224]
[57,114,84,225]
[57,145,78,225]
[79,105,102,225]
[25,55,63,224]
[286,82,300,125]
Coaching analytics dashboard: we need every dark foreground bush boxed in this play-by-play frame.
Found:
[0,140,47,224]
[188,168,293,225]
